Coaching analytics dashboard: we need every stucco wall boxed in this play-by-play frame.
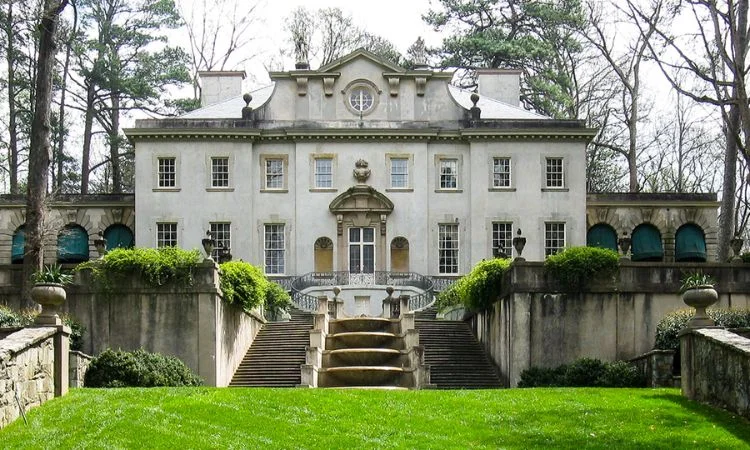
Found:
[472,262,750,387]
[0,327,56,429]
[681,328,750,419]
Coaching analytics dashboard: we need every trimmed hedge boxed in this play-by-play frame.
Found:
[219,261,291,312]
[544,246,619,291]
[0,305,85,351]
[518,358,646,388]
[84,348,202,388]
[437,258,512,312]
[655,308,750,351]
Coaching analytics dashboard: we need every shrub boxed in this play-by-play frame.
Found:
[655,308,750,351]
[436,283,462,311]
[219,261,269,311]
[84,348,202,388]
[437,259,512,312]
[518,358,645,388]
[78,247,202,290]
[265,281,292,312]
[0,306,85,351]
[544,246,619,291]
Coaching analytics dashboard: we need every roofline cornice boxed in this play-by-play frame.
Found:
[123,126,598,143]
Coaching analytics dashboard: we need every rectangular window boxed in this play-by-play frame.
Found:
[156,223,177,248]
[493,157,511,188]
[158,157,176,188]
[391,158,408,188]
[546,157,564,188]
[439,159,458,189]
[545,222,566,257]
[210,222,231,260]
[211,157,229,188]
[492,222,513,257]
[265,159,284,189]
[439,223,459,274]
[314,158,333,188]
[264,224,285,274]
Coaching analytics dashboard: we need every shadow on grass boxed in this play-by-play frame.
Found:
[651,391,750,443]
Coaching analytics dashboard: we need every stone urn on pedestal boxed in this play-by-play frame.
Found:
[680,273,718,328]
[30,264,73,326]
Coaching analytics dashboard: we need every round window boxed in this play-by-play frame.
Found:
[348,86,375,113]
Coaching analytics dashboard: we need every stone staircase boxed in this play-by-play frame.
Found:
[414,306,438,320]
[229,308,313,387]
[415,319,503,389]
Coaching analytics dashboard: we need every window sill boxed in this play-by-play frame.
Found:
[541,188,569,192]
[386,188,414,192]
[435,189,463,193]
[261,189,289,193]
[206,187,235,192]
[309,188,338,193]
[152,187,181,192]
[488,187,516,192]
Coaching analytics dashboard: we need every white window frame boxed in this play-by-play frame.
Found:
[435,155,463,192]
[264,224,286,275]
[260,154,289,192]
[390,158,408,189]
[314,157,333,189]
[438,223,459,275]
[348,227,376,274]
[544,222,566,257]
[491,222,513,257]
[154,156,179,190]
[209,222,231,260]
[544,157,566,189]
[491,157,512,189]
[343,79,380,116]
[386,153,413,191]
[209,156,231,189]
[156,222,178,248]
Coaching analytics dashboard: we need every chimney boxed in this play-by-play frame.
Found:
[476,69,521,106]
[198,71,246,107]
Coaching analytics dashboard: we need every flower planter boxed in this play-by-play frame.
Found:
[682,285,718,328]
[30,282,67,325]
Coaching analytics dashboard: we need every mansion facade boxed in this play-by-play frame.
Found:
[0,50,720,277]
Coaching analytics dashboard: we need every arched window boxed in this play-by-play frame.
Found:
[631,224,664,262]
[314,237,333,273]
[11,225,25,264]
[675,224,707,262]
[57,225,89,263]
[103,224,134,251]
[390,237,409,272]
[586,224,618,251]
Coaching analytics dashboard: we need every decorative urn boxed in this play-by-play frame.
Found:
[680,273,718,328]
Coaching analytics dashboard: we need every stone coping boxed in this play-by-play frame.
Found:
[629,348,675,361]
[0,327,57,361]
[691,328,750,355]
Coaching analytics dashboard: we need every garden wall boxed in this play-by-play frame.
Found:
[471,262,750,387]
[0,327,67,429]
[0,263,264,387]
[681,328,750,419]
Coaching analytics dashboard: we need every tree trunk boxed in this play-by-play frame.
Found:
[80,81,95,194]
[23,0,68,308]
[719,103,740,262]
[54,19,74,193]
[110,94,121,193]
[5,1,18,195]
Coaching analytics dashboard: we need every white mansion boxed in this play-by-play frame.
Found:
[0,49,720,277]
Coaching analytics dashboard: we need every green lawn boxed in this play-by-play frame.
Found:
[1,388,749,449]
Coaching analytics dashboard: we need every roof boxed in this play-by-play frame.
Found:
[447,85,549,120]
[180,84,274,119]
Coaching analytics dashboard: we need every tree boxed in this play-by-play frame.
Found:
[423,0,586,118]
[627,0,750,259]
[71,0,189,194]
[24,0,68,307]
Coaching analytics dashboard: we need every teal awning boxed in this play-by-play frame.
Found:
[587,224,618,251]
[675,224,707,262]
[11,226,24,264]
[104,224,134,251]
[631,225,663,262]
[57,226,89,263]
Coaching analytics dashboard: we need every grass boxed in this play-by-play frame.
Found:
[1,388,749,449]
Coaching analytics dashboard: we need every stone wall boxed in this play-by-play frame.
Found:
[0,327,56,429]
[69,351,92,388]
[681,328,750,419]
[471,262,750,387]
[629,349,675,388]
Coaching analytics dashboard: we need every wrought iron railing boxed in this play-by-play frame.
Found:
[289,271,435,312]
[429,276,460,293]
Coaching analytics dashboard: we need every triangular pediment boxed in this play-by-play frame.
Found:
[329,185,394,215]
[318,48,405,74]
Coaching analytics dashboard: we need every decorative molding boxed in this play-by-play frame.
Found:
[388,77,399,96]
[380,214,387,236]
[296,77,308,96]
[323,77,336,96]
[415,77,427,96]
[337,214,343,236]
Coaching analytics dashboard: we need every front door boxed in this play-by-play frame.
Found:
[349,227,375,275]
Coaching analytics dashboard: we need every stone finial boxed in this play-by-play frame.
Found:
[241,93,253,119]
[470,92,481,120]
[353,159,371,184]
[409,37,428,69]
[294,35,310,70]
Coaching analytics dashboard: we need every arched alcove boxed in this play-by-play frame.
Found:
[675,224,707,262]
[103,224,134,251]
[586,223,618,251]
[314,237,334,272]
[631,224,664,262]
[57,224,90,263]
[11,225,25,264]
[390,237,409,272]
